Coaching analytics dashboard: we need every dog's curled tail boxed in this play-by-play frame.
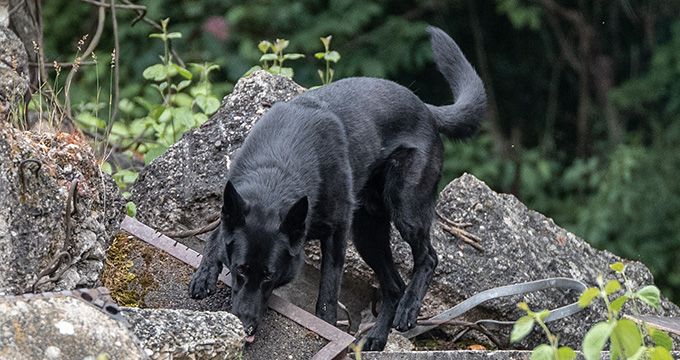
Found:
[426,26,487,140]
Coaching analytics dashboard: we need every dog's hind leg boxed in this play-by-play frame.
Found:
[315,223,349,325]
[352,203,405,351]
[384,146,441,332]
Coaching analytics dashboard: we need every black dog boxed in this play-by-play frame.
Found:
[189,26,486,351]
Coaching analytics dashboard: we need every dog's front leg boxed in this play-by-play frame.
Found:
[315,225,348,325]
[189,229,225,299]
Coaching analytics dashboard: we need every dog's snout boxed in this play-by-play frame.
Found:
[239,314,259,336]
[245,325,256,336]
[234,306,260,337]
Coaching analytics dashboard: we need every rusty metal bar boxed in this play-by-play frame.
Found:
[120,216,355,360]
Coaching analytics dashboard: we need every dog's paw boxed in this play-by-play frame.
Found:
[189,266,218,300]
[315,302,338,326]
[393,297,419,332]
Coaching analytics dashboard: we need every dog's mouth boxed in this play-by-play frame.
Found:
[244,324,257,343]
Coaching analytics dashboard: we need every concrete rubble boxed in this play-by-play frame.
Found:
[307,173,680,349]
[123,307,245,359]
[2,69,677,359]
[0,295,145,359]
[0,126,125,295]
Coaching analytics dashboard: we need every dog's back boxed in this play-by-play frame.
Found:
[282,25,486,197]
[231,25,487,208]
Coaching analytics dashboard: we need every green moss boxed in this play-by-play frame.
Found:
[101,232,152,307]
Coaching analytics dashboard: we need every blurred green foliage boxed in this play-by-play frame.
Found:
[443,20,680,300]
[40,0,680,302]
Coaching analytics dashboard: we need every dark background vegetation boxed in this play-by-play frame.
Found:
[40,0,680,302]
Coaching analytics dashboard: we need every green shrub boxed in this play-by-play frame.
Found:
[511,262,674,360]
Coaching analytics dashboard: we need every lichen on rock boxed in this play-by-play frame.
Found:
[0,125,125,294]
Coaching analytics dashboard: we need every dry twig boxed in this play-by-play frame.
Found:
[435,209,483,252]
[164,213,221,239]
[64,3,106,118]
[353,317,502,349]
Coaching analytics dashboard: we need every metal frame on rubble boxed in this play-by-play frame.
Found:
[120,216,355,360]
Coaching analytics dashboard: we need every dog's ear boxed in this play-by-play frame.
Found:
[222,181,246,230]
[280,196,308,243]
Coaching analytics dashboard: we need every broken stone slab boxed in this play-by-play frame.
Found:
[131,70,305,241]
[123,307,245,359]
[0,126,125,295]
[0,25,29,121]
[306,173,680,349]
[0,295,145,359]
[102,232,330,359]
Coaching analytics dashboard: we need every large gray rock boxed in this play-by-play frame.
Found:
[308,173,680,348]
[0,25,29,120]
[0,295,145,359]
[0,126,125,294]
[123,307,245,359]
[131,71,304,234]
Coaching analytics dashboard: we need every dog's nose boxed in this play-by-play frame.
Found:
[245,325,256,336]
[239,314,258,335]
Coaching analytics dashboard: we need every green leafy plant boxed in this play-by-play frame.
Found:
[349,338,366,360]
[138,19,219,163]
[315,35,341,85]
[78,20,220,161]
[578,262,673,360]
[71,19,222,203]
[511,262,674,360]
[246,38,305,78]
[495,0,543,30]
[511,302,576,360]
[97,18,221,166]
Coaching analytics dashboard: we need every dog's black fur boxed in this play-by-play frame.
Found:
[189,26,486,351]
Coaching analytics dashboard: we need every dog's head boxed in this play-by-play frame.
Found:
[217,181,308,338]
